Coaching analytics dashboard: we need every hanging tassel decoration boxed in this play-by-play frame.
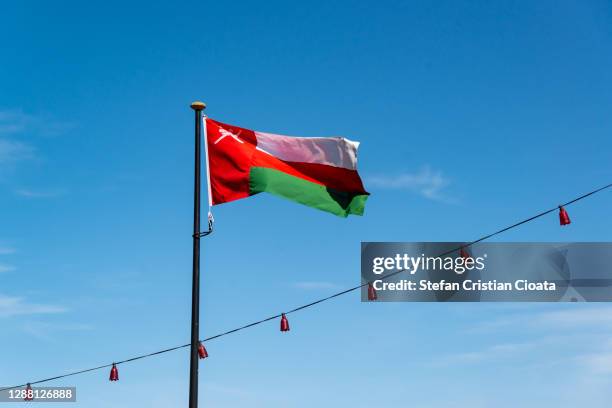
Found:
[280,313,290,332]
[368,283,378,301]
[109,363,119,381]
[24,383,33,401]
[559,206,571,226]
[198,341,208,359]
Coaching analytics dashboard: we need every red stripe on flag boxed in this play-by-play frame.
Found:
[252,150,367,194]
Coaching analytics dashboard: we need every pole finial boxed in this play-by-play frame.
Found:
[190,101,206,111]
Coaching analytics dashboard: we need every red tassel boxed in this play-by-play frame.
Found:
[198,341,208,359]
[460,247,471,259]
[24,383,33,401]
[367,283,377,301]
[559,206,571,226]
[280,313,290,332]
[109,363,119,381]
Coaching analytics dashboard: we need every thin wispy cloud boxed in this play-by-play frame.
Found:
[577,352,612,374]
[457,307,612,377]
[0,109,75,137]
[15,188,66,198]
[202,381,291,406]
[0,111,36,175]
[292,281,342,290]
[0,294,67,318]
[0,139,34,164]
[0,110,30,135]
[574,337,612,375]
[0,264,16,273]
[22,321,93,339]
[0,109,74,177]
[0,246,16,255]
[533,307,612,328]
[367,166,453,202]
[468,306,612,333]
[434,342,535,366]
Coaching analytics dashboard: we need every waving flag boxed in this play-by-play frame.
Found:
[204,118,369,217]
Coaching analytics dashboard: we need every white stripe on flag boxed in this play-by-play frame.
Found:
[254,131,360,170]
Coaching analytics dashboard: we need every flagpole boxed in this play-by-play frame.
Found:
[189,100,206,408]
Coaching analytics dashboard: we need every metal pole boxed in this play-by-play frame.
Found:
[189,101,206,408]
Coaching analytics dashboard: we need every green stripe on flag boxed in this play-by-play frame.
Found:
[249,167,368,217]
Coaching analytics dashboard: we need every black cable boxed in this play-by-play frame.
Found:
[1,183,609,392]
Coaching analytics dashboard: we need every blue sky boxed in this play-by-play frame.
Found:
[1,0,612,406]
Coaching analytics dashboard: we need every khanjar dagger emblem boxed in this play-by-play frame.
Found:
[214,127,244,145]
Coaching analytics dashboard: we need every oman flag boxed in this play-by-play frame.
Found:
[204,118,369,217]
